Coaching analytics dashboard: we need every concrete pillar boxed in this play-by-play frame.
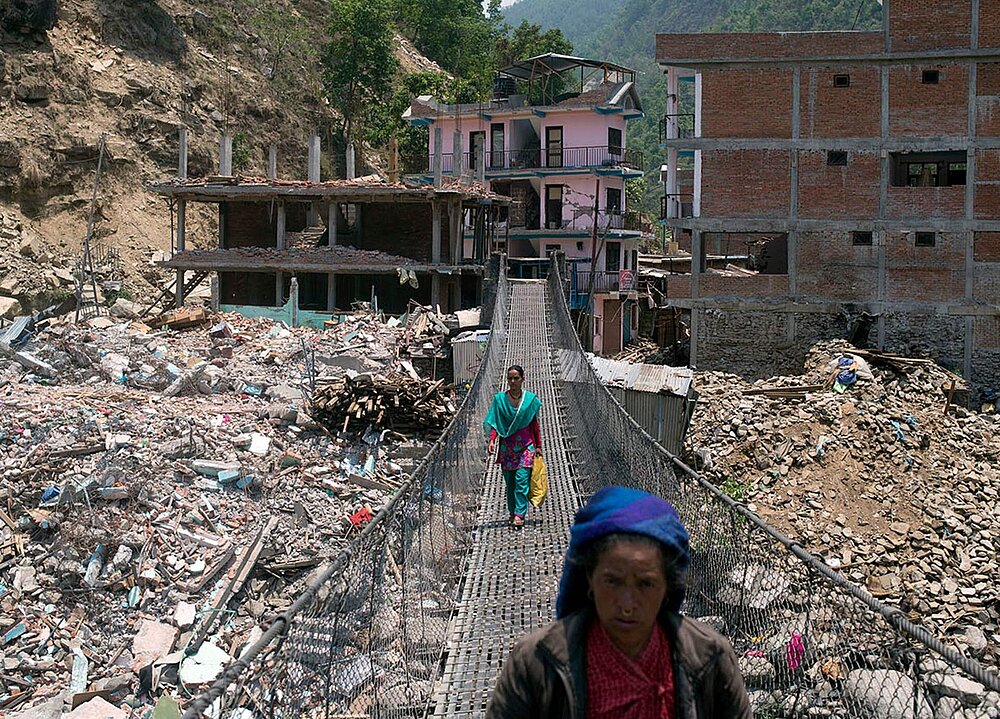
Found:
[346,142,356,180]
[308,133,321,183]
[431,202,442,263]
[268,145,278,179]
[452,130,463,179]
[276,202,286,249]
[449,201,462,263]
[289,277,299,326]
[219,134,233,176]
[328,202,338,247]
[431,201,443,310]
[275,272,283,307]
[327,273,337,311]
[433,127,444,187]
[474,134,486,184]
[210,274,220,311]
[689,308,700,368]
[178,128,188,180]
[174,199,187,308]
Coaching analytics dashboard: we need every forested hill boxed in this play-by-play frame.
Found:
[504,0,882,56]
[502,0,883,210]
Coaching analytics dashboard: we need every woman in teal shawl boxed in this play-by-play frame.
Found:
[484,365,543,528]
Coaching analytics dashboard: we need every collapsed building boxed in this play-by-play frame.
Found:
[151,136,509,320]
[655,0,1000,392]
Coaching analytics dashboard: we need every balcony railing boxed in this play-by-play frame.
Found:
[573,269,638,294]
[401,145,645,175]
[659,113,696,143]
[660,193,694,220]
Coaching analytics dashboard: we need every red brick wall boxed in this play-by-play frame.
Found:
[977,68,1000,136]
[795,230,879,301]
[973,264,1000,304]
[977,149,1000,181]
[698,274,789,297]
[886,231,966,301]
[701,149,791,216]
[976,184,1000,219]
[222,202,310,250]
[701,69,793,138]
[359,202,456,263]
[797,150,880,219]
[889,64,970,136]
[979,0,1000,48]
[664,276,692,299]
[974,232,1000,261]
[655,32,881,62]
[886,185,966,219]
[800,66,881,138]
[889,0,972,51]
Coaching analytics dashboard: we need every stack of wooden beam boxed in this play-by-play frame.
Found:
[311,372,456,434]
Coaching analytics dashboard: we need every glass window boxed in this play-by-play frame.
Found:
[608,127,623,155]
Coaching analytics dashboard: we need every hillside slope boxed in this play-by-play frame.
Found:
[0,0,340,315]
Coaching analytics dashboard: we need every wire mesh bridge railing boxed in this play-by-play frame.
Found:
[181,259,999,719]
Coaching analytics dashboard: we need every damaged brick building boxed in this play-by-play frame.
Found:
[152,136,507,319]
[656,0,1000,391]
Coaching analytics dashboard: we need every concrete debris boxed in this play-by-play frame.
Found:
[0,303,465,715]
[688,339,1000,668]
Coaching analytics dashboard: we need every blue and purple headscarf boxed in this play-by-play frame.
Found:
[555,486,690,619]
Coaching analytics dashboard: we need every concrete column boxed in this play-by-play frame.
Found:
[210,274,220,311]
[174,198,187,308]
[327,273,337,311]
[693,73,703,216]
[452,130,463,179]
[346,142,356,179]
[219,134,233,176]
[665,71,679,219]
[431,200,443,310]
[689,308,700,368]
[289,277,299,326]
[877,66,890,348]
[431,202,442,263]
[474,134,486,184]
[308,133,321,183]
[965,60,978,381]
[275,272,283,307]
[178,128,188,179]
[328,202,338,247]
[268,145,278,179]
[276,202,286,249]
[433,127,444,187]
[691,229,702,295]
[449,201,462,263]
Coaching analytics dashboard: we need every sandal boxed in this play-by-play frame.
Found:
[512,515,524,529]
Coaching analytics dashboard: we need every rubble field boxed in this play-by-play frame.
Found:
[0,302,467,717]
[688,340,1000,671]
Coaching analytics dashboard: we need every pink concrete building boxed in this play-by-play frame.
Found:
[404,54,647,354]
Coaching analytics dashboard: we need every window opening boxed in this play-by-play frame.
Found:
[833,74,851,88]
[608,127,623,156]
[915,232,936,247]
[606,187,622,215]
[891,151,967,187]
[606,241,622,272]
[921,70,940,84]
[827,150,848,166]
[852,231,874,246]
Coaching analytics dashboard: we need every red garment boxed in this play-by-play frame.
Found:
[488,419,542,451]
[586,621,676,719]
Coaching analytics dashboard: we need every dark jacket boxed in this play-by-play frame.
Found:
[487,610,752,719]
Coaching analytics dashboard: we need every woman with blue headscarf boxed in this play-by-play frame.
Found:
[484,364,542,529]
[487,486,750,718]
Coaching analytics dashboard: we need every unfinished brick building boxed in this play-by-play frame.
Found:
[656,0,1000,392]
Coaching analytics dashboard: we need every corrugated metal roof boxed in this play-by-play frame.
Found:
[587,354,694,397]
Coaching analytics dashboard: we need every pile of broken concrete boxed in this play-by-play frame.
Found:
[687,339,1000,716]
[0,304,462,717]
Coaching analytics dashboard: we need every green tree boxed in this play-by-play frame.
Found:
[247,4,313,82]
[495,20,573,68]
[325,0,398,145]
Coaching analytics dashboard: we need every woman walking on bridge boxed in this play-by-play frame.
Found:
[488,486,751,718]
[484,365,542,529]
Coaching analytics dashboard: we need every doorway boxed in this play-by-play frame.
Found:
[546,126,563,168]
[546,185,563,230]
[602,298,623,354]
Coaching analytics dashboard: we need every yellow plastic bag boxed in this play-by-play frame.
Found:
[529,455,548,508]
